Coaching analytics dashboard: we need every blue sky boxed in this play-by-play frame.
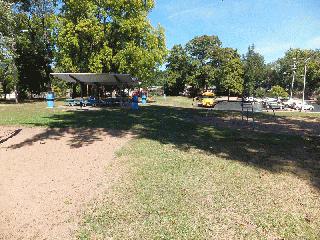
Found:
[149,0,320,63]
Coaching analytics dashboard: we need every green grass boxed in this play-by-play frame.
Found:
[78,138,320,239]
[1,98,320,239]
[0,101,68,126]
[153,96,194,108]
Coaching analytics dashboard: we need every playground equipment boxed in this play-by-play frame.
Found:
[141,94,147,104]
[46,92,55,108]
[193,92,217,108]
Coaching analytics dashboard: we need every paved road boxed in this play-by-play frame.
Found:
[214,101,320,113]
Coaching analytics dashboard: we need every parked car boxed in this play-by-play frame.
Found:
[295,103,314,111]
[283,99,301,108]
[266,101,284,110]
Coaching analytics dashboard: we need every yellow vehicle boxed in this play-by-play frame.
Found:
[193,92,217,108]
[202,92,216,107]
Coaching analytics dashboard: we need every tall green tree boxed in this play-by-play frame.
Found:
[13,0,57,97]
[165,44,191,95]
[56,0,166,82]
[0,0,18,100]
[219,48,244,100]
[264,62,281,90]
[242,44,266,96]
[185,35,222,90]
[275,48,320,98]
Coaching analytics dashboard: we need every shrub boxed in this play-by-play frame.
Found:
[269,85,289,98]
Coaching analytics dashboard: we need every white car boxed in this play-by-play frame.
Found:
[283,99,301,108]
[295,103,314,111]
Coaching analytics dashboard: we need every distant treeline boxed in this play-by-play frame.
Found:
[155,36,320,98]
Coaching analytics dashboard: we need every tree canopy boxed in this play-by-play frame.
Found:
[165,35,244,97]
[242,44,267,96]
[274,48,320,97]
[219,48,244,99]
[0,0,166,100]
[56,0,167,81]
[185,35,222,89]
[165,44,191,95]
[0,0,17,99]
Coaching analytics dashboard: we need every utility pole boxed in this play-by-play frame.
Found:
[290,58,297,99]
[302,57,311,111]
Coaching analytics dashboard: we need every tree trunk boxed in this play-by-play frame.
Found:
[3,82,7,101]
[228,89,230,102]
[14,85,19,104]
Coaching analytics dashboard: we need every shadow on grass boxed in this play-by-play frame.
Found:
[7,105,320,189]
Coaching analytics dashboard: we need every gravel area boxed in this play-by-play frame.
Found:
[0,127,131,240]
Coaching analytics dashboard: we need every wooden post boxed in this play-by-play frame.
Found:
[80,83,83,98]
[241,102,244,121]
[87,84,89,97]
[14,85,19,104]
[252,107,255,129]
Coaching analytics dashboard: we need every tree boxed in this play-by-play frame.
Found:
[254,87,266,98]
[269,85,288,98]
[242,44,266,96]
[185,35,222,90]
[275,48,320,98]
[0,0,18,101]
[264,62,281,90]
[307,57,320,98]
[13,0,57,97]
[165,44,191,95]
[219,48,244,101]
[56,0,166,83]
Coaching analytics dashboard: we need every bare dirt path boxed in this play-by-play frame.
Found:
[0,127,131,240]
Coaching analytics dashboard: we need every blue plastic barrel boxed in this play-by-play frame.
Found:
[46,92,55,108]
[141,94,147,104]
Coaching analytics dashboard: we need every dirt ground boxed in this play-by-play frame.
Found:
[0,127,131,240]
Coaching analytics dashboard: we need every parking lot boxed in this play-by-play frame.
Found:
[214,100,320,112]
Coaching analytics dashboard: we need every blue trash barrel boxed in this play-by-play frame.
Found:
[46,92,55,108]
[132,95,139,110]
[141,94,147,104]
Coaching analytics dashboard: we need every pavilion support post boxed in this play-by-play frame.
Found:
[93,84,97,100]
[72,83,76,99]
[96,83,100,100]
[80,82,84,98]
[87,84,89,97]
[120,85,124,107]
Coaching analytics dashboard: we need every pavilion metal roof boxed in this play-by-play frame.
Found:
[50,73,138,86]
